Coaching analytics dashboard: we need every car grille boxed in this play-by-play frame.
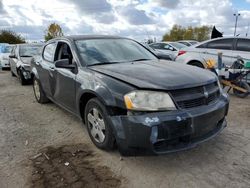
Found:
[169,82,220,109]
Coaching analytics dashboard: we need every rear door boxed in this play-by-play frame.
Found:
[233,38,250,61]
[38,42,57,97]
[198,38,234,66]
[9,45,17,74]
[11,46,19,75]
[233,38,250,82]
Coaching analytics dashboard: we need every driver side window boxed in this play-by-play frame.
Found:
[55,42,73,64]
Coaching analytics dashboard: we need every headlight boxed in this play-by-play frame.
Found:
[124,90,176,111]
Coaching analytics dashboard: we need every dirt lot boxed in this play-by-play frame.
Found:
[0,70,250,188]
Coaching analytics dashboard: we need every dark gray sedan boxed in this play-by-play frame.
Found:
[31,35,229,156]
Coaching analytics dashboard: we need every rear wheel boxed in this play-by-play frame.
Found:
[33,78,49,103]
[233,81,250,98]
[84,98,115,150]
[10,67,16,77]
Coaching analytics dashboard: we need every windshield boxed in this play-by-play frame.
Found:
[169,42,186,49]
[19,45,42,57]
[75,38,157,66]
[2,46,13,53]
[189,41,198,45]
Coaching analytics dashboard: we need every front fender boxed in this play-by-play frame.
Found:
[31,66,39,80]
[75,69,135,116]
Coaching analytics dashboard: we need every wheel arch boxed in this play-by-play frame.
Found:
[30,67,39,80]
[78,90,114,124]
[187,60,205,68]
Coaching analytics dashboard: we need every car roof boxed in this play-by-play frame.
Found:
[53,35,128,41]
[198,36,250,44]
[17,43,44,46]
[177,40,198,42]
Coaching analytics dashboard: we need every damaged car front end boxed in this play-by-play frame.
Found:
[110,87,228,155]
[9,43,43,85]
[32,36,229,156]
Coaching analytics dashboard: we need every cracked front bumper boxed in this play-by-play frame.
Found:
[110,94,229,156]
[21,66,31,80]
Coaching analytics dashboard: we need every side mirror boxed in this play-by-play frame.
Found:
[55,59,76,69]
[169,47,175,51]
[9,54,16,58]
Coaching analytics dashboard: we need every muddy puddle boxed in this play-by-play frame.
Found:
[29,144,121,188]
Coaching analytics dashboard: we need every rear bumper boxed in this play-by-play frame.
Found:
[0,60,10,68]
[110,93,229,156]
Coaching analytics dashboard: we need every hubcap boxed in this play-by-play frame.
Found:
[34,80,40,100]
[87,108,106,143]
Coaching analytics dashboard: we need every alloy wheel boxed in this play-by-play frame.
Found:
[33,80,41,101]
[87,108,106,143]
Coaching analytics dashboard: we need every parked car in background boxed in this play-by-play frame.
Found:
[176,37,250,68]
[177,40,199,46]
[9,43,43,85]
[0,44,14,70]
[31,35,229,156]
[149,42,186,60]
[142,43,174,60]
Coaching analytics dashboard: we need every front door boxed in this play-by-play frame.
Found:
[51,41,77,113]
[38,42,57,97]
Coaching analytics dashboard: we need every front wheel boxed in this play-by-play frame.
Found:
[84,98,115,150]
[33,78,49,103]
[233,81,250,98]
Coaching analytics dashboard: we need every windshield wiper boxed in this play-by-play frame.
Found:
[20,55,33,57]
[88,61,122,66]
[131,58,152,62]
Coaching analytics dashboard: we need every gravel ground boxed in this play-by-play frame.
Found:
[0,70,250,188]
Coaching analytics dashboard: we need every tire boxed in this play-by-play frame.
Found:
[10,69,15,77]
[188,61,204,68]
[33,77,50,103]
[84,98,115,150]
[18,69,27,85]
[233,81,250,98]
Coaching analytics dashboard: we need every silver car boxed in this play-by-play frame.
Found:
[0,44,14,69]
[175,37,250,68]
[9,43,43,85]
[149,42,186,60]
[177,40,199,46]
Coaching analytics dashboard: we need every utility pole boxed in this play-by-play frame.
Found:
[246,22,249,37]
[234,13,240,36]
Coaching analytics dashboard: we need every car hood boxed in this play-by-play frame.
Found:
[88,60,217,90]
[20,57,34,65]
[0,53,10,59]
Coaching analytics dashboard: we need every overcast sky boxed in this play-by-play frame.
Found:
[1,0,250,41]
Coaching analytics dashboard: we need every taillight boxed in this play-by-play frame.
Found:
[178,50,186,56]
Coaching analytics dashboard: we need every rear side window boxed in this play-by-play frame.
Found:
[43,43,56,62]
[236,39,250,52]
[196,43,207,48]
[149,43,161,49]
[206,39,233,50]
